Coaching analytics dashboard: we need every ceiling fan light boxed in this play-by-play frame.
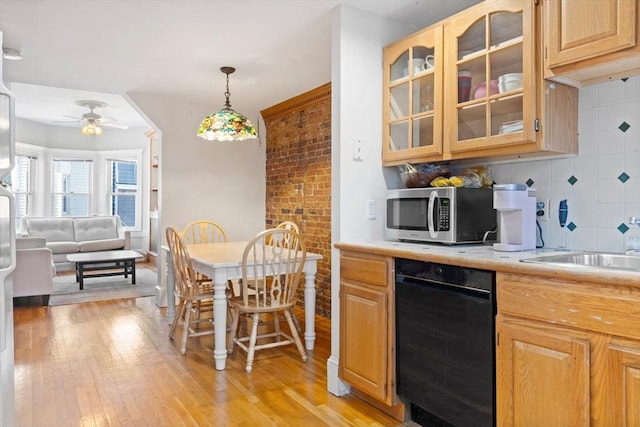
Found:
[81,123,102,136]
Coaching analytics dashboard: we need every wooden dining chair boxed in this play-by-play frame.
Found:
[166,226,216,354]
[180,220,238,296]
[180,220,227,245]
[228,228,307,373]
[268,221,303,334]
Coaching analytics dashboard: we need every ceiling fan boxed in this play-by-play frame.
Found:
[56,100,129,135]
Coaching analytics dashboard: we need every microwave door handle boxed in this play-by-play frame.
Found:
[428,191,438,238]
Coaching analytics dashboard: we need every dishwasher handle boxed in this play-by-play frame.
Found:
[397,274,491,300]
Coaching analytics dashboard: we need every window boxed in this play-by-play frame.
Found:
[52,159,92,216]
[1,155,35,232]
[108,159,138,228]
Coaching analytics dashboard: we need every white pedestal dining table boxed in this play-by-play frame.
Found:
[162,241,323,370]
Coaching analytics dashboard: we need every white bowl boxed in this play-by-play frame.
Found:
[499,73,523,82]
[499,79,522,93]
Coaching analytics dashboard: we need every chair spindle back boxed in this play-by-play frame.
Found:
[241,228,306,309]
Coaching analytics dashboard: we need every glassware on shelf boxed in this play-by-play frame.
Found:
[458,70,472,103]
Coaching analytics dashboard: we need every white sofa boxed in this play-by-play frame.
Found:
[21,216,131,271]
[13,237,55,306]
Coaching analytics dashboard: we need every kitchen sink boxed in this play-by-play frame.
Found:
[520,252,640,272]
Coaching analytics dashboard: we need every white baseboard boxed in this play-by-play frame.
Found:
[327,355,350,396]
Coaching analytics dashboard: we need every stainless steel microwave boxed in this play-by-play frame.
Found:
[386,187,497,244]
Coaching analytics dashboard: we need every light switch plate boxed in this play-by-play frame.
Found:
[366,199,376,220]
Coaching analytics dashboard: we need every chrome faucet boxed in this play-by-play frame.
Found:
[629,217,640,227]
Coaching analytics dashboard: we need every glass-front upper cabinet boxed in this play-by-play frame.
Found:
[383,25,444,166]
[445,0,536,155]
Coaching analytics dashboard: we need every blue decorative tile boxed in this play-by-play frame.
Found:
[619,122,631,132]
[526,178,534,187]
[618,172,630,183]
[567,222,576,232]
[568,176,578,185]
[618,223,630,234]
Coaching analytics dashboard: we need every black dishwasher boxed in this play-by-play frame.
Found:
[395,258,496,427]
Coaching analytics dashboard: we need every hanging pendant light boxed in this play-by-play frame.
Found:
[197,66,257,141]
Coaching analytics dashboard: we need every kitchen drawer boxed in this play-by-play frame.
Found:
[497,272,640,340]
[340,252,391,288]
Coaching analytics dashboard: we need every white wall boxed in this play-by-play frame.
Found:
[127,92,266,303]
[328,4,424,396]
[127,93,266,240]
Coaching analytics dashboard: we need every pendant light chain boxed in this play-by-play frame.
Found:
[224,71,232,109]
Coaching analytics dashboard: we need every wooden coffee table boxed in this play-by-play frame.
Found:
[66,250,144,290]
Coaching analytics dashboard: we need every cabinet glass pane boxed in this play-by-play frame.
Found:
[490,11,522,48]
[458,17,486,59]
[390,121,409,151]
[413,116,435,148]
[490,44,523,82]
[391,51,410,81]
[411,45,436,76]
[458,104,486,141]
[491,95,523,136]
[413,74,435,114]
[458,55,486,104]
[390,83,409,120]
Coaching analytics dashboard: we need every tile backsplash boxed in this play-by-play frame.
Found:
[491,75,640,253]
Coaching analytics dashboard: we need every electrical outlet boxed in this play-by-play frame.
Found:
[536,198,550,221]
[366,199,376,220]
[353,138,363,161]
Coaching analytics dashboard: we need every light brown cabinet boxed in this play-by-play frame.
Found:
[383,25,444,165]
[382,0,578,167]
[339,251,403,419]
[496,272,640,426]
[544,0,640,86]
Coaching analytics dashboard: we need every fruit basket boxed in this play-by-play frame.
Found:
[400,171,443,188]
[400,163,451,188]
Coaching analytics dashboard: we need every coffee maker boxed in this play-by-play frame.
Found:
[493,184,536,251]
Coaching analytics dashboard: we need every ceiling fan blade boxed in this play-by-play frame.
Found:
[53,119,82,124]
[61,115,83,121]
[101,122,129,130]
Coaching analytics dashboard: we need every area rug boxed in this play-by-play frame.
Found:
[48,268,158,306]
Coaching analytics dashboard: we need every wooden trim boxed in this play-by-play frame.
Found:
[261,83,331,121]
[351,388,406,422]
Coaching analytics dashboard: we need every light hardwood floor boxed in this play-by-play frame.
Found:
[12,279,405,426]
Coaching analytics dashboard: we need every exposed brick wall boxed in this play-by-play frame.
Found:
[261,83,332,318]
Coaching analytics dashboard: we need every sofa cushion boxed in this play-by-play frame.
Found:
[47,241,80,254]
[74,217,119,242]
[26,217,75,242]
[16,237,47,250]
[79,238,126,252]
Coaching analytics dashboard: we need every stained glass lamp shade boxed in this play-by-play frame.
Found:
[197,67,257,142]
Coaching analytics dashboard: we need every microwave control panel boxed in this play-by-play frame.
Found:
[438,198,450,231]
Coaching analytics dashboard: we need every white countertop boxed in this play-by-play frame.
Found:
[335,240,640,288]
